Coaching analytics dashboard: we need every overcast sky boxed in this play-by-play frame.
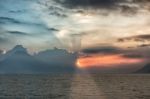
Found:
[0,0,150,70]
[0,0,150,51]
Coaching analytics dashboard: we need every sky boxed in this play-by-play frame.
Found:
[0,0,150,70]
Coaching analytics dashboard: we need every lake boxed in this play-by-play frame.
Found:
[0,74,149,99]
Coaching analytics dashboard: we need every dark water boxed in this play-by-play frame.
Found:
[0,74,150,99]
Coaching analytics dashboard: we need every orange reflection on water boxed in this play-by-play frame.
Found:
[77,55,143,68]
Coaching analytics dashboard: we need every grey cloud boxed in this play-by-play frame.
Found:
[0,17,38,25]
[49,11,67,18]
[119,5,139,15]
[9,9,27,14]
[82,46,123,54]
[37,1,68,18]
[138,44,150,48]
[0,17,58,33]
[0,37,5,42]
[117,34,150,42]
[7,31,29,36]
[48,6,67,17]
[82,46,146,60]
[0,17,22,24]
[0,49,3,54]
[0,17,42,26]
[0,37,9,44]
[132,0,150,3]
[47,28,59,32]
[121,54,144,58]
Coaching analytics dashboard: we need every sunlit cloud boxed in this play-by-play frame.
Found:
[72,13,95,24]
[77,54,144,68]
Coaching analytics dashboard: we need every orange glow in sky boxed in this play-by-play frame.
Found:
[77,55,143,68]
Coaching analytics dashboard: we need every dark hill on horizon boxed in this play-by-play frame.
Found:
[136,63,150,73]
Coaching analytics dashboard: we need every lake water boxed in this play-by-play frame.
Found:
[0,74,150,99]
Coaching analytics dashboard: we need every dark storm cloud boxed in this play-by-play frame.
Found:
[117,34,150,42]
[55,0,150,16]
[55,0,150,8]
[55,0,123,9]
[55,0,139,11]
[82,46,123,54]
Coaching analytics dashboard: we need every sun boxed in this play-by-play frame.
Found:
[76,59,83,69]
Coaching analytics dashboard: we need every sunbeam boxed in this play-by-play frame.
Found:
[69,70,106,99]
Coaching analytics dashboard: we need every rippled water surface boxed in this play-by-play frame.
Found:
[0,74,150,99]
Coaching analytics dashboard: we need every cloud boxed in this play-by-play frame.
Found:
[81,45,149,60]
[138,44,150,48]
[82,46,122,54]
[47,6,67,17]
[55,0,150,9]
[54,0,140,12]
[49,11,67,18]
[132,0,150,3]
[0,16,58,33]
[121,54,144,59]
[0,49,3,54]
[0,37,8,43]
[7,31,29,36]
[54,0,150,16]
[47,28,59,32]
[119,5,139,16]
[9,9,26,14]
[0,16,37,26]
[0,17,46,27]
[55,0,122,9]
[117,34,150,42]
[0,17,22,24]
[37,1,68,18]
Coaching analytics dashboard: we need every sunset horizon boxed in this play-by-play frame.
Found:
[0,0,150,98]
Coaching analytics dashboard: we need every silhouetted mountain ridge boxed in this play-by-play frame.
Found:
[34,48,77,67]
[0,45,76,74]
